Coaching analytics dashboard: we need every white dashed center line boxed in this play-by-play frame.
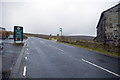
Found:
[48,44,64,52]
[25,57,27,60]
[26,52,29,54]
[23,66,27,77]
[40,41,45,43]
[82,59,120,77]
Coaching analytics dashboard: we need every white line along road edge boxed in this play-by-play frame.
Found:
[82,59,120,77]
[23,66,27,77]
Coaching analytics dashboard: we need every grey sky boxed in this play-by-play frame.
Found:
[0,0,119,36]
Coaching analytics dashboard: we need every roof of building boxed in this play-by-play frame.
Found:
[104,3,120,13]
[96,3,120,28]
[0,27,6,30]
[0,27,5,29]
[97,12,104,28]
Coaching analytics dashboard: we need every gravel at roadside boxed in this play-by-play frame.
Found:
[2,39,23,78]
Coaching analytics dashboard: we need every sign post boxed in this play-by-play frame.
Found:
[14,26,23,43]
[60,28,62,40]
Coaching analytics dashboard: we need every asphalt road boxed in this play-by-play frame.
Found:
[17,37,120,78]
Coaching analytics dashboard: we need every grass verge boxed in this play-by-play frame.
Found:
[58,41,120,57]
[2,70,11,75]
[26,35,50,40]
[13,43,24,46]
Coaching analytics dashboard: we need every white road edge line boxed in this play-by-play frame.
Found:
[23,66,27,77]
[82,59,120,77]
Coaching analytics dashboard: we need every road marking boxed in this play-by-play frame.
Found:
[48,44,64,52]
[25,57,27,60]
[82,59,120,77]
[26,53,29,54]
[23,66,27,77]
[40,41,45,43]
[27,44,29,47]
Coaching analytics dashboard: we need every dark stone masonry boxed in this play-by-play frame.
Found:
[95,3,120,46]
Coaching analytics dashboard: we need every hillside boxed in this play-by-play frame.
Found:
[64,36,95,41]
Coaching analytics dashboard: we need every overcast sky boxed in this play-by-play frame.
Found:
[0,0,119,36]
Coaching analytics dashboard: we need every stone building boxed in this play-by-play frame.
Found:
[95,3,120,46]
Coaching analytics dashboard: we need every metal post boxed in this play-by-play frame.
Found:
[61,28,62,40]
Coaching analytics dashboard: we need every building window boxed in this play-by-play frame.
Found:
[115,35,118,37]
[117,24,120,28]
[114,38,117,39]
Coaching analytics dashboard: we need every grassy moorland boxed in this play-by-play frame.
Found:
[25,33,50,40]
[58,40,120,58]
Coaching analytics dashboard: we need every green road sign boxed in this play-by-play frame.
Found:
[14,26,23,41]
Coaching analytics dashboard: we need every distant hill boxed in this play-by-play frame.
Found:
[64,36,95,41]
[24,33,50,39]
[24,33,95,41]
